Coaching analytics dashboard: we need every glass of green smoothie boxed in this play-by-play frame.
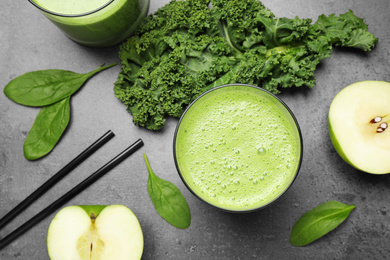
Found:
[28,0,149,47]
[174,84,303,212]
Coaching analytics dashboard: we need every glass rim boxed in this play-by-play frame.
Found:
[28,0,115,18]
[173,83,304,213]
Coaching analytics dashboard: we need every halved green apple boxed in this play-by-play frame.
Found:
[47,205,143,260]
[329,80,390,174]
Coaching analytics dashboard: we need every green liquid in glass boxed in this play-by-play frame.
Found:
[175,85,302,211]
[32,0,149,47]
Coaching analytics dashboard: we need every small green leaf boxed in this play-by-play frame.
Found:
[4,63,116,107]
[143,154,191,229]
[290,200,356,246]
[24,97,71,160]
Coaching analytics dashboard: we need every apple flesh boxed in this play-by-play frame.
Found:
[329,80,390,174]
[47,205,143,260]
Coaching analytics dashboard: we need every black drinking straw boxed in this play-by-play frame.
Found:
[0,138,144,250]
[0,130,115,230]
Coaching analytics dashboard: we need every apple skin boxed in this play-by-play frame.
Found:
[329,120,359,170]
[47,204,143,260]
[328,80,390,174]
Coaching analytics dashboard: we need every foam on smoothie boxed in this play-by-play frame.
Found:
[34,0,111,15]
[175,85,301,211]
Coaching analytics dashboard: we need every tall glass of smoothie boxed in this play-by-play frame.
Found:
[29,0,149,47]
[174,84,303,212]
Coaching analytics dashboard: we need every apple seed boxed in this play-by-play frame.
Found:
[370,116,382,124]
[376,122,388,133]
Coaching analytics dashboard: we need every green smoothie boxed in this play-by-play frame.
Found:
[174,85,302,211]
[31,0,149,47]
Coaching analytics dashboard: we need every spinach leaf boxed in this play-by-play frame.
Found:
[143,154,191,229]
[24,97,70,160]
[290,201,356,246]
[4,63,116,107]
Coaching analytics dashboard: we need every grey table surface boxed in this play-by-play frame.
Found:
[1,0,390,259]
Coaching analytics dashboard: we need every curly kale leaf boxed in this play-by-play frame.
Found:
[114,0,378,130]
[313,10,378,51]
[115,0,234,130]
